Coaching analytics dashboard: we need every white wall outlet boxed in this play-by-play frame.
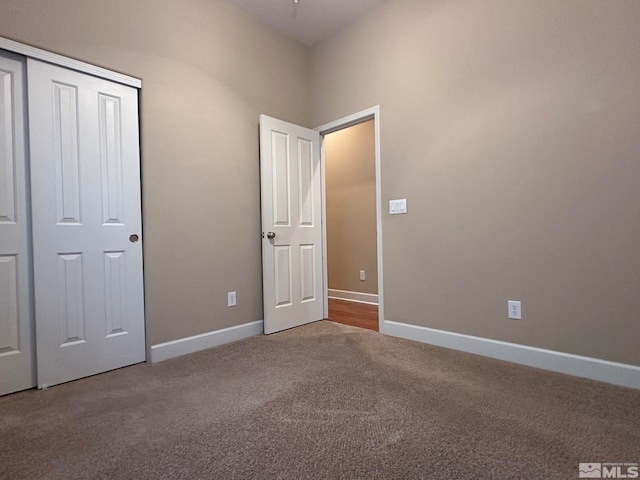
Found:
[228,291,237,307]
[389,198,407,215]
[359,270,366,281]
[508,300,521,320]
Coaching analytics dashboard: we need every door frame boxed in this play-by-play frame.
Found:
[0,36,141,88]
[315,106,383,329]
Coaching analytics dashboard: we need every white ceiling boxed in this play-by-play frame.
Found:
[227,0,385,46]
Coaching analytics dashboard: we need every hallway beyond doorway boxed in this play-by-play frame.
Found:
[327,299,378,331]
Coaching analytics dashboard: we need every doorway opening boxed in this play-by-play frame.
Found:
[323,120,378,331]
[316,106,383,332]
[259,107,381,335]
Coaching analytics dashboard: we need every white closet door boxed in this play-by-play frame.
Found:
[28,59,145,388]
[0,51,35,396]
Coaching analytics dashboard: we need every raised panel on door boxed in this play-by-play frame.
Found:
[0,71,16,224]
[0,50,35,396]
[52,82,81,225]
[274,245,293,308]
[272,131,291,227]
[28,58,145,389]
[99,94,125,226]
[260,115,324,334]
[0,256,19,353]
[104,251,127,336]
[298,138,315,227]
[299,245,317,302]
[57,253,86,345]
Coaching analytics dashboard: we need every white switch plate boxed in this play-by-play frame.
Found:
[228,291,237,307]
[508,300,521,320]
[359,270,365,281]
[389,198,407,215]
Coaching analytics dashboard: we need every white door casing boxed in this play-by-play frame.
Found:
[0,51,36,396]
[28,59,145,388]
[315,106,383,329]
[260,115,324,334]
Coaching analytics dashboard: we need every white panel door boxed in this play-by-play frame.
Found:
[260,115,324,334]
[0,51,35,396]
[28,59,145,388]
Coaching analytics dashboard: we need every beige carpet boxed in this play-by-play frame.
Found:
[1,321,638,479]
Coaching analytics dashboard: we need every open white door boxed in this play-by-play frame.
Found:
[0,51,35,396]
[28,59,145,388]
[260,115,324,334]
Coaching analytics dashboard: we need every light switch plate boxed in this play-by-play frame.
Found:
[389,198,407,215]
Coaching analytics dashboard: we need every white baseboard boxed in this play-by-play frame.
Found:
[381,320,640,390]
[328,289,378,305]
[150,320,263,363]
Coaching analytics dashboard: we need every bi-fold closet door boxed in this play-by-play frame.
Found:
[0,50,145,396]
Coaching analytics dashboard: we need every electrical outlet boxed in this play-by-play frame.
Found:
[359,270,366,281]
[228,291,237,307]
[508,300,521,320]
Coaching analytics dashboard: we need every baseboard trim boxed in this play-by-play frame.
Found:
[381,320,640,390]
[150,320,264,363]
[328,289,378,305]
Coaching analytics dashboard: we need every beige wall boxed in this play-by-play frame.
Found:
[311,0,640,365]
[2,0,639,367]
[0,0,310,346]
[325,120,378,294]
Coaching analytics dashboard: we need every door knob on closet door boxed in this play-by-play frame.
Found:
[266,232,276,239]
[129,234,139,243]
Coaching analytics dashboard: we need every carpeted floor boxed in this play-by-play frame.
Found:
[1,320,639,479]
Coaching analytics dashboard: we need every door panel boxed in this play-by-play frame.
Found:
[300,244,317,302]
[0,256,19,351]
[99,94,125,225]
[0,50,35,396]
[28,59,145,388]
[260,115,324,334]
[297,138,315,226]
[0,72,16,223]
[52,82,82,224]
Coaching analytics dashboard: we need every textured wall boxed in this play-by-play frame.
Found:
[325,120,378,295]
[311,0,640,365]
[0,0,311,346]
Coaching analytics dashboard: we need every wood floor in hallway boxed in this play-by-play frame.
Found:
[327,298,378,332]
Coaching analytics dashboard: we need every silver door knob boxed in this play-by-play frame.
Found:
[266,232,276,239]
